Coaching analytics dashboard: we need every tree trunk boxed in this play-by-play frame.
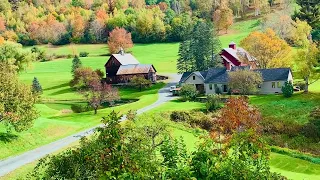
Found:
[304,77,309,93]
[94,108,98,114]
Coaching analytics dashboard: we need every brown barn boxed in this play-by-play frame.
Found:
[105,51,157,84]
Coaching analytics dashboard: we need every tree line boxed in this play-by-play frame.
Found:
[0,0,300,45]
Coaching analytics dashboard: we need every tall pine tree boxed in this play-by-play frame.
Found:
[293,0,320,29]
[71,55,82,74]
[176,21,221,73]
[32,77,42,94]
[177,40,193,73]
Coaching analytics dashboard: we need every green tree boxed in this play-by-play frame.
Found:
[293,0,320,29]
[0,41,35,72]
[130,76,152,91]
[177,40,193,73]
[31,77,43,95]
[228,69,263,95]
[206,94,221,112]
[281,81,294,98]
[0,63,38,132]
[71,55,82,74]
[180,84,198,101]
[295,43,320,93]
[177,21,221,72]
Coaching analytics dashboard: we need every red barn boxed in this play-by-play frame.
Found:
[220,42,258,70]
[104,51,157,84]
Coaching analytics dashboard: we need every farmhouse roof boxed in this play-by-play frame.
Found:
[254,68,291,81]
[112,53,140,65]
[180,68,291,84]
[223,47,257,63]
[116,64,156,75]
[204,68,229,83]
[179,71,208,83]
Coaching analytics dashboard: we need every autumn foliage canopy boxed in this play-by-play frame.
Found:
[108,27,133,54]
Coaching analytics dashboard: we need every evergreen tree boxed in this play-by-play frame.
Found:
[71,55,82,74]
[177,40,193,73]
[32,77,43,94]
[293,0,320,29]
[176,21,221,72]
[281,81,294,98]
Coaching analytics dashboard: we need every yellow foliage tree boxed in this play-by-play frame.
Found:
[213,2,233,33]
[2,30,18,42]
[0,36,4,45]
[240,29,292,69]
[291,19,312,48]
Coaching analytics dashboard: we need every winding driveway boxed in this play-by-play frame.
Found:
[0,74,181,177]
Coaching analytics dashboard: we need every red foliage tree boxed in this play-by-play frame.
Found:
[107,27,133,54]
[85,82,120,114]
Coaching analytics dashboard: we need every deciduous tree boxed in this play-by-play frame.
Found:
[108,27,133,54]
[228,69,263,95]
[240,29,291,68]
[70,67,101,90]
[130,76,151,91]
[213,4,233,33]
[0,41,35,72]
[0,63,38,132]
[295,43,320,93]
[84,82,120,114]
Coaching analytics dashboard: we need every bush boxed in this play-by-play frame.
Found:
[79,52,89,57]
[260,117,303,137]
[130,76,152,91]
[302,107,320,140]
[214,84,222,94]
[206,94,221,112]
[71,104,90,113]
[281,81,293,98]
[170,111,192,122]
[170,111,214,131]
[180,85,198,101]
[126,110,137,121]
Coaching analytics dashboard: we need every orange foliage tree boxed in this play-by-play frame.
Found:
[0,17,6,32]
[213,2,233,33]
[108,27,133,54]
[210,97,261,151]
[240,29,291,68]
[0,36,4,44]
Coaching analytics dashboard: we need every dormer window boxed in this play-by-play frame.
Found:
[193,76,195,80]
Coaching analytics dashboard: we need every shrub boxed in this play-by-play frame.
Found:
[79,51,89,57]
[260,117,302,137]
[180,85,198,101]
[214,84,222,94]
[71,104,90,113]
[206,94,221,112]
[130,76,152,91]
[170,111,191,122]
[281,81,294,98]
[302,107,320,140]
[170,111,214,131]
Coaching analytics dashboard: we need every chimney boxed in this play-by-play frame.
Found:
[229,41,236,50]
[119,47,124,55]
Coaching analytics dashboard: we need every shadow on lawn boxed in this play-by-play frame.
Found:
[0,132,18,143]
[44,82,69,91]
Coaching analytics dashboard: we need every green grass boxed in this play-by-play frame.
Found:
[270,153,320,180]
[250,91,320,124]
[219,19,261,47]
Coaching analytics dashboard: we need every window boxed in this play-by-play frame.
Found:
[193,76,195,80]
[223,85,228,92]
[258,84,261,88]
[277,82,281,88]
[209,84,213,90]
[272,82,276,88]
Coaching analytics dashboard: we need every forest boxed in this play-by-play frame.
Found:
[0,0,318,46]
